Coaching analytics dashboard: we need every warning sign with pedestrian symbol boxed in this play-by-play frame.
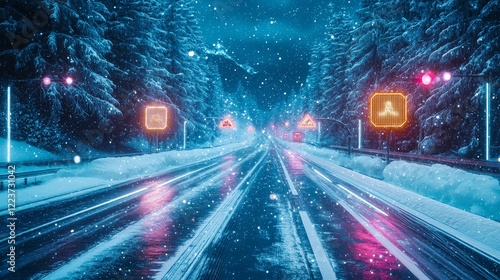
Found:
[370,92,407,128]
[297,114,317,129]
[145,106,168,130]
[219,116,236,130]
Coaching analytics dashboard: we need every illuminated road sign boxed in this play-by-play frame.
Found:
[298,114,317,129]
[370,92,407,128]
[292,131,303,142]
[219,116,236,129]
[145,106,168,130]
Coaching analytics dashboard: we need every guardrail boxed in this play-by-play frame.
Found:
[312,143,500,175]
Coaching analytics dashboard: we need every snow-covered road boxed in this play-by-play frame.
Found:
[1,138,499,279]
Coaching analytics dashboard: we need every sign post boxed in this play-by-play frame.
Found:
[145,106,168,152]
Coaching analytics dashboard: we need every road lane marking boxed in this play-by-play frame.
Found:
[299,211,337,280]
[276,149,336,279]
[335,199,430,280]
[1,187,149,242]
[309,167,430,279]
[312,168,389,217]
[276,150,298,195]
[157,151,268,279]
[2,165,217,243]
[312,167,332,183]
[336,184,388,216]
[156,164,218,187]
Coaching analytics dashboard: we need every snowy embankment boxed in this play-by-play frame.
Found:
[0,140,256,212]
[281,141,500,222]
[0,138,60,163]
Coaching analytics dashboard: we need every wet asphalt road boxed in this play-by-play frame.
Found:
[1,139,498,279]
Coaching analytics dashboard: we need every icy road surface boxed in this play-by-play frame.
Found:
[1,138,499,279]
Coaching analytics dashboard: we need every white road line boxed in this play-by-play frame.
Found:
[157,151,269,279]
[336,183,388,216]
[312,167,332,183]
[310,167,430,279]
[312,168,388,216]
[335,199,430,280]
[276,150,298,195]
[156,164,217,187]
[276,146,336,278]
[2,187,149,242]
[299,211,337,280]
[3,166,214,243]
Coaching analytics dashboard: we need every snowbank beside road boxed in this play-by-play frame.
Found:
[383,162,500,220]
[280,141,500,221]
[0,141,255,212]
[56,142,251,181]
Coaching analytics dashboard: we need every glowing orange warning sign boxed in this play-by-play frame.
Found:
[370,92,407,128]
[297,114,317,129]
[145,106,168,130]
[219,116,236,130]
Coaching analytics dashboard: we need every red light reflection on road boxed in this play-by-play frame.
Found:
[349,226,404,279]
[135,185,176,275]
[283,149,303,175]
[138,183,176,215]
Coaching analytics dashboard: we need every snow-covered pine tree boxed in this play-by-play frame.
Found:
[160,0,212,147]
[3,0,119,151]
[104,0,174,146]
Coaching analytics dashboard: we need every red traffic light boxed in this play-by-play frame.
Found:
[442,71,452,82]
[417,71,452,86]
[42,77,51,86]
[42,76,74,86]
[421,73,433,85]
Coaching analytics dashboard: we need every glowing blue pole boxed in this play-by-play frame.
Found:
[317,121,321,143]
[486,82,490,161]
[358,119,362,149]
[7,86,11,163]
[183,120,187,149]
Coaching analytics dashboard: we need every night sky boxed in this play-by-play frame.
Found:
[193,0,360,109]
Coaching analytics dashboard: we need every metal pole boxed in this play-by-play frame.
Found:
[318,121,321,145]
[358,119,362,149]
[485,82,490,161]
[183,120,187,150]
[7,86,11,163]
[156,131,159,153]
[348,135,351,156]
[386,131,392,164]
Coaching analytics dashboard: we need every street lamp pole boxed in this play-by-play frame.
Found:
[486,82,491,161]
[453,74,491,161]
[183,120,187,150]
[358,119,362,149]
[6,86,11,163]
[4,76,74,162]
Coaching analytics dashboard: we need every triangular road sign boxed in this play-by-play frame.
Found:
[219,116,236,129]
[298,114,316,129]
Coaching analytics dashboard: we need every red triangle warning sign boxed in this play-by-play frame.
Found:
[297,114,316,129]
[219,116,236,130]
